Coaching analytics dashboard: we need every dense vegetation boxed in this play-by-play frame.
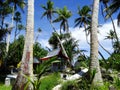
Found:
[0,0,120,90]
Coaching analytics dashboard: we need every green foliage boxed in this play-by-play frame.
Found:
[113,77,120,89]
[53,6,72,33]
[0,84,11,90]
[0,42,6,61]
[107,53,120,71]
[63,38,79,62]
[75,5,91,28]
[61,80,79,90]
[0,29,7,41]
[49,33,80,64]
[41,0,56,21]
[5,35,47,67]
[35,57,59,76]
[40,72,60,90]
[7,35,24,66]
[33,42,48,58]
[48,32,71,49]
[25,58,60,90]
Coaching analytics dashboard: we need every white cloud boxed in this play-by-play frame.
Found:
[37,30,52,49]
[71,19,120,58]
[38,19,120,58]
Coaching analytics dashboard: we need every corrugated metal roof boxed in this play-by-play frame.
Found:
[33,57,40,63]
[46,48,61,57]
[40,48,61,60]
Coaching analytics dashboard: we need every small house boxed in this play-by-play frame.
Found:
[40,48,68,71]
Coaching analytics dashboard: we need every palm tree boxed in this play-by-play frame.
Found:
[105,0,120,26]
[49,33,79,64]
[100,0,120,50]
[105,30,116,46]
[41,0,56,22]
[0,1,12,29]
[13,11,21,40]
[53,6,72,34]
[90,0,103,86]
[35,28,42,42]
[41,0,71,66]
[105,30,120,53]
[12,0,34,89]
[6,0,26,53]
[74,5,91,44]
[63,37,80,63]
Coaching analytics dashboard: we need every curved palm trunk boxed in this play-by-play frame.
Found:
[50,20,71,67]
[84,24,90,44]
[90,0,103,86]
[12,0,34,90]
[6,7,14,53]
[104,3,120,48]
[4,6,14,71]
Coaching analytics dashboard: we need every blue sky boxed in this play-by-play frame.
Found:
[9,0,120,59]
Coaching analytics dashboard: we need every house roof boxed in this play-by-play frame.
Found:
[33,57,40,63]
[40,48,68,61]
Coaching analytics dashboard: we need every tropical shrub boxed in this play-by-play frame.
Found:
[107,53,120,71]
[61,80,79,90]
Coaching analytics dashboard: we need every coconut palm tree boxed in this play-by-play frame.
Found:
[49,33,79,64]
[41,0,71,66]
[105,0,120,26]
[0,1,12,42]
[104,0,120,51]
[74,5,91,44]
[0,1,12,29]
[12,0,34,89]
[41,0,56,22]
[105,30,120,53]
[105,30,116,46]
[35,28,42,42]
[63,37,80,63]
[90,0,103,86]
[6,0,26,53]
[100,0,120,50]
[53,6,72,34]
[13,11,21,40]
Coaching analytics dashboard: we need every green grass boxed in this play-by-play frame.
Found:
[0,84,12,90]
[40,72,61,90]
[0,72,61,90]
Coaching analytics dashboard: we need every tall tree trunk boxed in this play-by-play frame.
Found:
[84,24,90,44]
[90,0,103,86]
[6,6,14,53]
[12,0,34,90]
[14,22,18,41]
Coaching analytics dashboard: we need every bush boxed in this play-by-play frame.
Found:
[107,53,120,71]
[113,77,120,89]
[61,80,79,90]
